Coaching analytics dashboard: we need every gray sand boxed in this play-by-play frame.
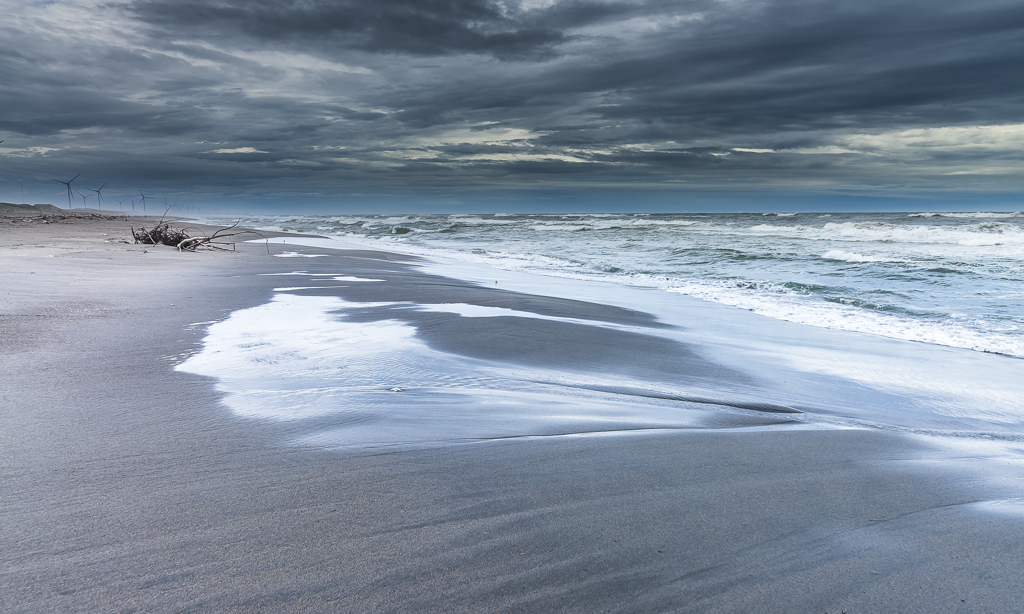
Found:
[3,215,1024,612]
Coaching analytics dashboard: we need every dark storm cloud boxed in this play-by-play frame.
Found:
[126,0,585,60]
[2,0,1023,209]
[374,0,1024,136]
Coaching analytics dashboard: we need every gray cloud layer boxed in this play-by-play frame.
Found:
[130,0,576,59]
[1,0,1022,210]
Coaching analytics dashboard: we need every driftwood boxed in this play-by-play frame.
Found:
[132,209,269,252]
[173,221,270,253]
[132,220,189,246]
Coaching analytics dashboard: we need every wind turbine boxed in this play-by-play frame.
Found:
[87,182,106,210]
[115,198,126,211]
[77,190,93,209]
[48,173,81,209]
[138,189,149,212]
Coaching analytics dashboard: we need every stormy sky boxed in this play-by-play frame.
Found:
[1,0,1022,212]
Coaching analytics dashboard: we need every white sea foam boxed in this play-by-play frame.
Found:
[666,280,1024,357]
[626,218,698,227]
[177,294,417,422]
[447,215,518,226]
[258,271,339,276]
[529,223,592,231]
[258,271,387,282]
[274,251,328,258]
[821,249,895,263]
[414,302,638,332]
[911,212,1020,219]
[945,212,1020,218]
[734,221,1024,247]
[176,293,749,448]
[332,276,385,282]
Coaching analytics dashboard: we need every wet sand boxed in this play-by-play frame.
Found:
[3,213,1024,613]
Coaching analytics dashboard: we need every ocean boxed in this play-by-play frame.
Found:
[200,211,1024,358]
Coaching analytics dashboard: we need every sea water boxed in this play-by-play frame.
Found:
[199,211,1024,358]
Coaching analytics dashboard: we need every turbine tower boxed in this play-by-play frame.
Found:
[87,182,107,210]
[77,190,93,209]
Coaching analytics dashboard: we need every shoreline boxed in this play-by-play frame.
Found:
[3,214,1024,612]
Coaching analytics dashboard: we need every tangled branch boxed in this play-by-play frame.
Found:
[132,220,189,246]
[132,209,269,253]
[174,220,270,252]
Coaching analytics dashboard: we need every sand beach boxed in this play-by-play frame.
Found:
[3,211,1024,613]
